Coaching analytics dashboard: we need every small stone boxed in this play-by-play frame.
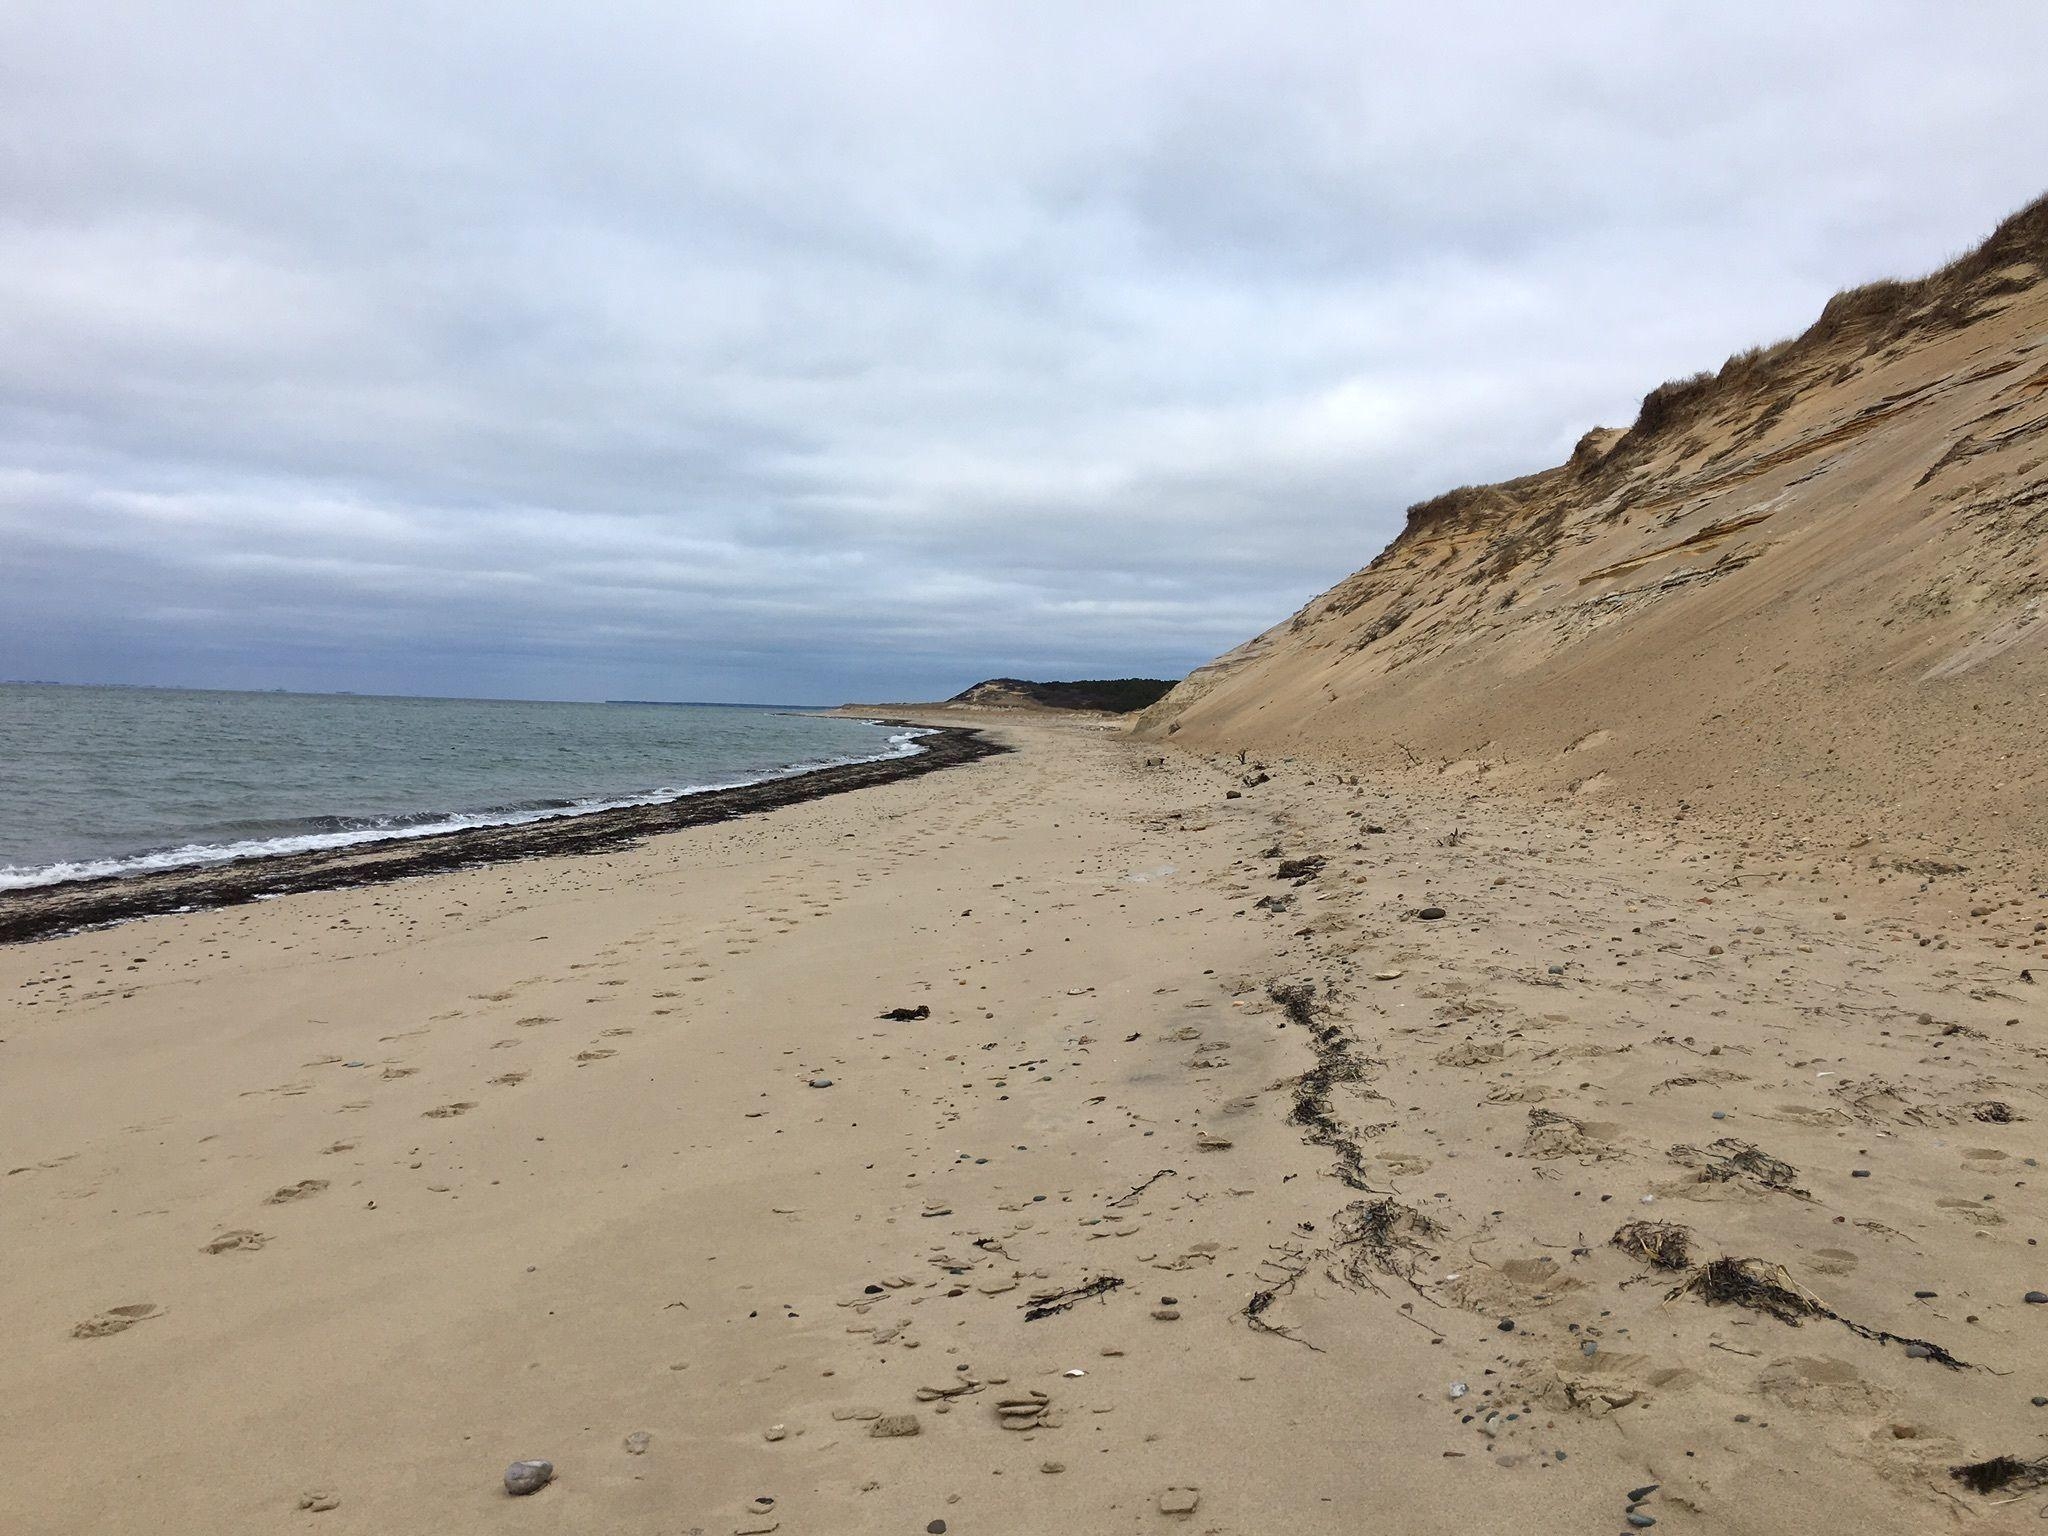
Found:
[1852,1169,1871,1178]
[297,1491,340,1513]
[763,1424,787,1441]
[1418,906,1446,920]
[1905,1344,1932,1359]
[1497,1317,1515,1332]
[1627,1484,1659,1501]
[927,1523,948,1535]
[503,1460,553,1496]
[809,1078,832,1089]
[2028,1292,2048,1305]
[870,1414,921,1437]
[2031,1396,2047,1407]
[1448,1381,1468,1399]
[1711,1111,1727,1120]
[1159,1487,1200,1514]
[623,1431,651,1455]
[1152,1307,1181,1321]
[1581,1340,1598,1357]
[1914,1290,1936,1298]
[1040,1460,1065,1473]
[1627,1516,1656,1529]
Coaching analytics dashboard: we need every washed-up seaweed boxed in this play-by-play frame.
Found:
[1328,1196,1441,1296]
[1275,855,1327,883]
[1951,1454,2048,1494]
[1669,1257,1970,1368]
[1271,980,1380,1190]
[1611,1219,1693,1271]
[1021,1275,1122,1321]
[1668,1137,1811,1199]
[1107,1168,1176,1208]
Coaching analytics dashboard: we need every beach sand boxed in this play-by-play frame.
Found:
[3,717,2043,1533]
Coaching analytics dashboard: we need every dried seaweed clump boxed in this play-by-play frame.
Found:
[1971,1101,2023,1124]
[1669,1137,1810,1198]
[1670,1256,1970,1369]
[1951,1455,2048,1495]
[1671,1257,1821,1324]
[1329,1197,1441,1293]
[1610,1220,1693,1272]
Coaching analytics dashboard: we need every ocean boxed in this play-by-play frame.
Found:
[0,684,923,890]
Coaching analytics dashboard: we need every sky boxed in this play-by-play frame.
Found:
[3,3,2045,704]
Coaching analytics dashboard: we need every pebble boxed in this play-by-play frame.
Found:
[1418,906,1447,920]
[1448,1382,1468,1399]
[1627,1484,1659,1501]
[297,1491,340,1513]
[808,1078,832,1089]
[927,1523,947,1535]
[1627,1516,1656,1529]
[1581,1341,1599,1356]
[2032,1396,2047,1408]
[1497,1317,1515,1332]
[1711,1111,1727,1120]
[1152,1307,1181,1321]
[764,1424,787,1441]
[870,1414,921,1437]
[2028,1292,2048,1305]
[623,1431,651,1455]
[1851,1169,1871,1178]
[503,1460,553,1496]
[1159,1487,1201,1514]
[1905,1344,1932,1359]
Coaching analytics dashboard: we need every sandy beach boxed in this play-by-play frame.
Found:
[3,716,2042,1534]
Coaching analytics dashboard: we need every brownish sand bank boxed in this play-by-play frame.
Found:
[2,716,2043,1533]
[1138,194,2048,901]
[0,723,1002,946]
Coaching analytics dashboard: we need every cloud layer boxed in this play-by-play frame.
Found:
[4,1,2045,701]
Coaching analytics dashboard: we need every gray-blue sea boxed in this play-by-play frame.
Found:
[0,684,921,889]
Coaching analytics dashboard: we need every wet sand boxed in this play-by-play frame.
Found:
[2,718,2043,1533]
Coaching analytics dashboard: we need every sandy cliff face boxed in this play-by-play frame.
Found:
[1140,195,2048,884]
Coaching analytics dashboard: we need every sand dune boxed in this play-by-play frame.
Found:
[1138,193,2048,903]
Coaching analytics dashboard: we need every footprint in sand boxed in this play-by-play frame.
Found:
[514,1015,556,1028]
[422,1102,477,1119]
[266,1179,330,1203]
[575,1048,617,1063]
[202,1229,268,1254]
[321,1141,357,1155]
[488,1072,528,1087]
[381,1065,418,1080]
[73,1303,161,1339]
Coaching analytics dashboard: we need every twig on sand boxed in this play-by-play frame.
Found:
[1108,1169,1177,1208]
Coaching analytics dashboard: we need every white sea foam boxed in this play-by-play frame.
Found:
[0,724,931,891]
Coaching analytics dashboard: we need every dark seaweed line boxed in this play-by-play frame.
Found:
[0,723,1006,945]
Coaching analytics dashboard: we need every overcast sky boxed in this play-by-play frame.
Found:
[2,2,2044,703]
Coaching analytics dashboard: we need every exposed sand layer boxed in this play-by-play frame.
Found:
[3,718,2043,1533]
[1137,194,2048,902]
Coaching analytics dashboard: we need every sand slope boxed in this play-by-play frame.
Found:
[1138,194,2048,899]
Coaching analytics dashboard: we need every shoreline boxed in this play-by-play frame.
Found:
[0,721,1004,945]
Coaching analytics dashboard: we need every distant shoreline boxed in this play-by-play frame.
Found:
[0,722,1004,945]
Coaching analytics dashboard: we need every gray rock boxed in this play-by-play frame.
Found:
[622,1431,651,1455]
[2028,1292,2048,1305]
[503,1460,553,1496]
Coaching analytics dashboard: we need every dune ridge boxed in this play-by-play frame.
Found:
[1138,192,2048,895]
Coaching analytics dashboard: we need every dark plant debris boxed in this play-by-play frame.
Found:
[1022,1275,1123,1322]
[1611,1219,1694,1271]
[1670,1256,1970,1368]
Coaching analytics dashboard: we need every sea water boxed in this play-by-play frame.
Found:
[0,684,921,889]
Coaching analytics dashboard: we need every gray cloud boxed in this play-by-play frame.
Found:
[3,1,2044,700]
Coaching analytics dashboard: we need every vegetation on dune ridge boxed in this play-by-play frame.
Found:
[948,677,1179,714]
